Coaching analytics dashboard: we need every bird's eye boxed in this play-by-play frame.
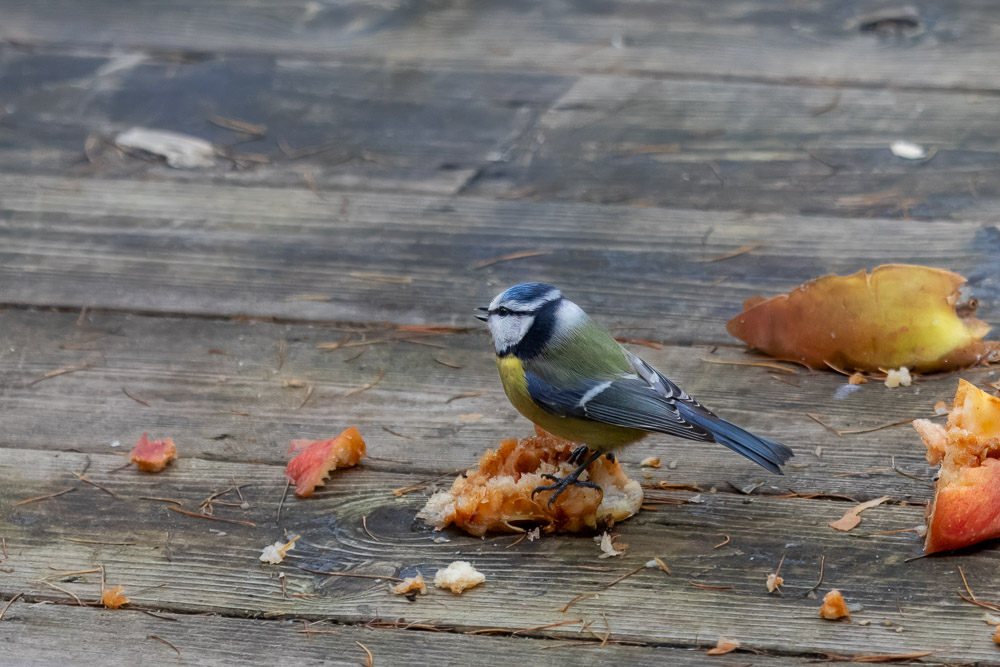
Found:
[496,306,512,316]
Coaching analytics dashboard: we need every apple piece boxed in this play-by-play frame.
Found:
[129,434,177,472]
[727,264,999,373]
[285,427,366,498]
[913,380,1000,553]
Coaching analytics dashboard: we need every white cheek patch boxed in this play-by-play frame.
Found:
[489,314,534,352]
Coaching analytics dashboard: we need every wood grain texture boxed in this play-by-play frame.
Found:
[0,604,844,667]
[5,49,1000,221]
[1,174,998,337]
[0,48,571,196]
[0,308,974,500]
[4,1,1000,90]
[466,75,1000,220]
[1,448,997,663]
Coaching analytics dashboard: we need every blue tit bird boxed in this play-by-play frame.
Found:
[476,282,793,504]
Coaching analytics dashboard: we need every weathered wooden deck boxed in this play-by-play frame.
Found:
[2,2,1000,664]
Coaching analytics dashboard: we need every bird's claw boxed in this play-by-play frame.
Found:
[567,445,590,465]
[531,476,601,508]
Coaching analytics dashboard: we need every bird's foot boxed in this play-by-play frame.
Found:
[567,444,590,465]
[531,450,605,508]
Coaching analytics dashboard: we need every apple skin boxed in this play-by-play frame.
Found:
[285,427,366,498]
[926,458,1000,554]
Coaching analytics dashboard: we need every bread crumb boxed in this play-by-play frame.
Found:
[819,589,851,620]
[391,574,427,596]
[595,531,624,558]
[434,561,485,594]
[259,535,299,564]
[884,367,912,388]
[639,457,660,468]
[848,372,867,385]
[766,573,784,593]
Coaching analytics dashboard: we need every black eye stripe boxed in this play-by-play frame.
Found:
[490,307,533,316]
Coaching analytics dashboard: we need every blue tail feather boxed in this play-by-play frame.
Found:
[677,404,793,474]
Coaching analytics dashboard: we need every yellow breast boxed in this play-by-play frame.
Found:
[495,355,645,450]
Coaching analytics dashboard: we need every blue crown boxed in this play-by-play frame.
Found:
[501,282,559,305]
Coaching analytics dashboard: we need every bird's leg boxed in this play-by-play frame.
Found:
[532,450,605,508]
[567,444,590,465]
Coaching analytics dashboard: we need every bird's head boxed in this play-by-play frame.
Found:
[477,282,580,357]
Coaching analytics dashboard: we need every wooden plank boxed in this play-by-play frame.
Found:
[0,49,572,196]
[4,1,1000,90]
[0,308,968,499]
[1,447,996,663]
[466,75,1000,220]
[0,604,827,667]
[1,174,997,337]
[4,50,1000,221]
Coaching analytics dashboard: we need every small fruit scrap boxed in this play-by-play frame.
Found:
[913,380,1000,553]
[727,264,999,373]
[819,590,851,620]
[433,561,485,594]
[829,496,890,532]
[391,574,428,596]
[596,531,625,558]
[706,636,740,656]
[259,535,300,564]
[101,585,129,609]
[417,426,642,536]
[129,434,177,472]
[285,427,366,498]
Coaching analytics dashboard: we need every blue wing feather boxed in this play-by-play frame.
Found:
[524,358,793,474]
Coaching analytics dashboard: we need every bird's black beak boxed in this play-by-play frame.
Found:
[475,306,489,322]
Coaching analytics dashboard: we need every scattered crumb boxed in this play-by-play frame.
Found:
[706,636,740,655]
[391,574,428,596]
[110,440,121,448]
[814,446,823,458]
[848,372,868,385]
[890,140,927,160]
[596,532,624,558]
[129,434,177,472]
[526,527,541,542]
[433,561,485,594]
[458,413,484,423]
[101,585,129,609]
[859,619,872,626]
[766,573,784,594]
[933,400,949,415]
[984,613,1000,626]
[668,460,678,469]
[884,367,912,388]
[639,457,660,468]
[259,535,299,564]
[819,590,851,620]
[432,536,450,544]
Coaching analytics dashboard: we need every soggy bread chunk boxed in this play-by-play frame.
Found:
[418,427,642,536]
